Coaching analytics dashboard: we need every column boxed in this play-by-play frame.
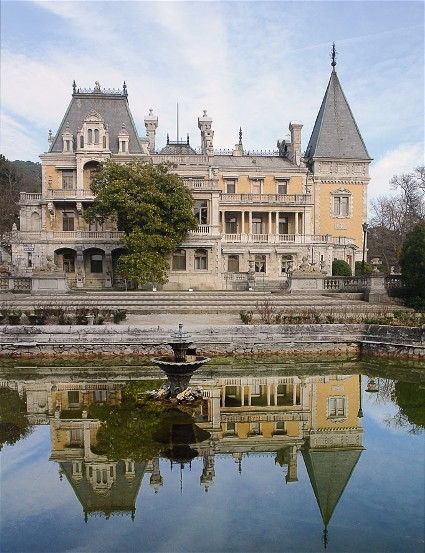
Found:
[294,211,299,235]
[248,212,252,235]
[268,212,272,235]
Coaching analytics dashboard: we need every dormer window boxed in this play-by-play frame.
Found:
[118,124,129,154]
[62,123,74,153]
[77,110,109,152]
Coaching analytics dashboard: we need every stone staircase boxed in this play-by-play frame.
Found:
[0,290,405,316]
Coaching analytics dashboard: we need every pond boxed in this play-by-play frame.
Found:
[0,358,424,553]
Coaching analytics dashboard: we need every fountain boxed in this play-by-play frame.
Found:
[151,324,211,398]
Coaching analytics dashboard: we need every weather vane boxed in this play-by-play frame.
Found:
[331,42,337,69]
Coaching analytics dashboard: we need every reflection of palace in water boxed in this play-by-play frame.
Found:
[5,374,364,531]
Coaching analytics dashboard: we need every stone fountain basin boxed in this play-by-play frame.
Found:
[151,356,211,373]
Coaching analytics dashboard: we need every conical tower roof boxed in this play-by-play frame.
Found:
[302,447,364,527]
[305,55,371,161]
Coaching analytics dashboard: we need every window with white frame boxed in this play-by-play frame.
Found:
[276,179,288,195]
[194,200,208,225]
[327,396,347,419]
[62,171,75,190]
[194,249,208,270]
[250,178,263,194]
[62,211,75,231]
[331,190,351,217]
[225,179,237,194]
[225,217,237,234]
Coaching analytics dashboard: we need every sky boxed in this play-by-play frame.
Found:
[0,0,423,202]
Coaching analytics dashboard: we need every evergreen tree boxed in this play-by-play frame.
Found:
[84,160,198,286]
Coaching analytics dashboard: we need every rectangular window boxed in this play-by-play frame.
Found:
[225,179,236,193]
[63,253,75,273]
[252,217,263,234]
[251,179,262,194]
[172,249,186,271]
[69,429,83,446]
[333,196,350,217]
[194,200,208,225]
[62,171,75,190]
[63,211,75,231]
[225,217,237,234]
[254,255,266,273]
[328,396,347,418]
[276,180,288,195]
[94,390,107,403]
[228,255,239,272]
[68,390,80,407]
[278,217,288,234]
[194,249,208,270]
[281,255,293,274]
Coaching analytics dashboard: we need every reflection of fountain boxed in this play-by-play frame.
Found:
[151,324,211,397]
[366,377,379,393]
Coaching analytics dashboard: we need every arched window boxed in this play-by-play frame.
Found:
[87,129,93,143]
[194,249,208,270]
[80,135,84,148]
[103,136,107,148]
[94,129,99,144]
[90,254,103,273]
[172,249,186,271]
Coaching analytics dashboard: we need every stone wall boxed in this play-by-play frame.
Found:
[0,323,424,359]
[0,323,364,358]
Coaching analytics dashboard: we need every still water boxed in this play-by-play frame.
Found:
[0,358,424,553]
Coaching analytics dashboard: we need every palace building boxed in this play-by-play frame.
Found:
[10,53,371,290]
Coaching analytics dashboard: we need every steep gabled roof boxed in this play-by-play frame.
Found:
[50,83,144,155]
[305,70,371,161]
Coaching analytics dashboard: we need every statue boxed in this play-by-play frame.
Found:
[38,255,60,273]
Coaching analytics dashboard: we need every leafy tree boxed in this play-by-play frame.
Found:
[392,381,425,432]
[84,160,198,285]
[355,261,372,275]
[399,222,425,298]
[0,388,33,450]
[369,166,425,269]
[0,156,42,237]
[332,259,352,276]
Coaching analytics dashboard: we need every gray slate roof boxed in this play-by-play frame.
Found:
[302,446,364,526]
[305,71,371,160]
[50,89,144,155]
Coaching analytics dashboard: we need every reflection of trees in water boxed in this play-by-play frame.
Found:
[391,382,425,433]
[91,381,206,462]
[367,377,425,433]
[0,388,33,449]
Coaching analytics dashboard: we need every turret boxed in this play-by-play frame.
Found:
[198,110,214,156]
[144,109,159,154]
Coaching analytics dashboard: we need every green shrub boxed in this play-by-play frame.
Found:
[332,259,352,276]
[355,261,372,275]
[240,310,253,324]
[113,309,127,324]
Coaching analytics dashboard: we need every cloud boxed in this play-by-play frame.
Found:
[368,142,424,202]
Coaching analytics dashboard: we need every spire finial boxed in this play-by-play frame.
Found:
[330,42,337,71]
[72,80,76,93]
[239,127,242,145]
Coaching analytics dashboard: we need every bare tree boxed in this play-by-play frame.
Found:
[369,166,425,269]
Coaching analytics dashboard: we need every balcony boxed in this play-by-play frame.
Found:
[46,189,94,200]
[14,230,125,242]
[220,193,312,206]
[222,233,356,245]
[183,178,218,190]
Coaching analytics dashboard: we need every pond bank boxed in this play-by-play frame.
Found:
[1,323,424,360]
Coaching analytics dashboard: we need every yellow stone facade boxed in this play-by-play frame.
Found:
[10,63,371,290]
